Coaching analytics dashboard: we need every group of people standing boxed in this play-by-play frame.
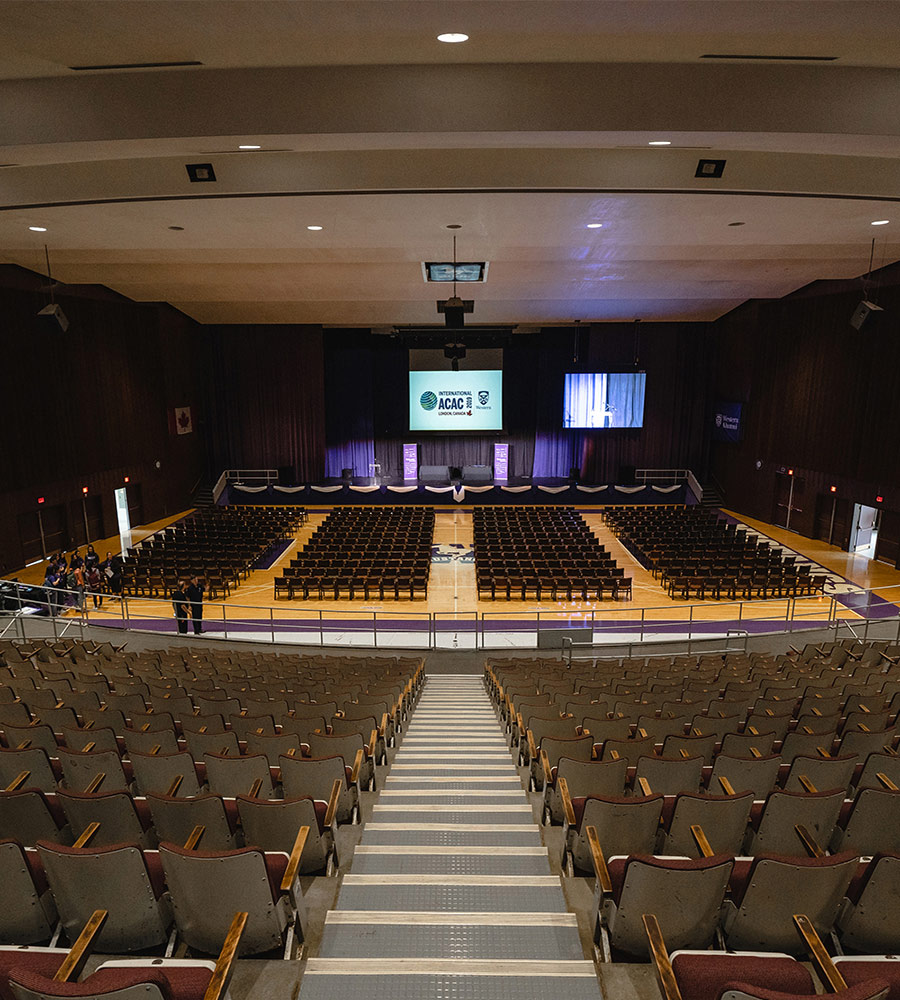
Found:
[172,576,205,634]
[42,546,123,615]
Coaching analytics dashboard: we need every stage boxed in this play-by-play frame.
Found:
[225,479,688,506]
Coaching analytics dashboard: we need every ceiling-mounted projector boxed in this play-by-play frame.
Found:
[37,303,69,333]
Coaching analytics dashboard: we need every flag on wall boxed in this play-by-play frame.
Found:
[170,406,193,435]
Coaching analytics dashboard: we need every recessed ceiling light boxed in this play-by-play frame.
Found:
[871,219,890,226]
[648,140,671,146]
[307,225,324,231]
[586,223,603,229]
[238,144,261,150]
[28,226,47,232]
[437,32,469,43]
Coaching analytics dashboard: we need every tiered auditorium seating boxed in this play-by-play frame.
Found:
[124,505,304,600]
[603,505,826,600]
[275,506,434,601]
[486,640,900,965]
[0,637,423,960]
[474,505,632,601]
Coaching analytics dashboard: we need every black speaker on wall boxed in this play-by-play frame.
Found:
[850,299,884,331]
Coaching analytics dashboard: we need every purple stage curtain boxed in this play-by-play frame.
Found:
[324,339,376,478]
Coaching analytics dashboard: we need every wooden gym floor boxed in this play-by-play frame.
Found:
[8,506,900,624]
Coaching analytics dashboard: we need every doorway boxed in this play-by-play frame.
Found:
[774,472,805,531]
[849,503,880,557]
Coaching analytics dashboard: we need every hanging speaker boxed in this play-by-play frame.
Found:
[850,299,883,331]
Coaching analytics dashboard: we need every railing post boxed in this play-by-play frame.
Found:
[373,612,378,647]
[222,603,228,640]
[269,606,275,645]
[319,610,324,646]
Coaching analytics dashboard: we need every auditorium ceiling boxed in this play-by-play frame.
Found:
[0,1,899,327]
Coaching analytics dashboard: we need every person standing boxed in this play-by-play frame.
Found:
[86,563,103,607]
[186,575,205,635]
[172,580,189,634]
[72,563,85,613]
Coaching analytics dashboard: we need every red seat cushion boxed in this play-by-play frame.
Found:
[840,962,900,1000]
[9,965,213,1000]
[0,952,65,1000]
[719,978,890,1000]
[672,953,813,1000]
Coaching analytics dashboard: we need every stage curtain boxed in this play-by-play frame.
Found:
[204,324,326,483]
[324,335,376,478]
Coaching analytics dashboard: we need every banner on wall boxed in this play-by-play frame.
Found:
[403,443,418,481]
[169,406,193,435]
[712,401,743,443]
[494,442,509,481]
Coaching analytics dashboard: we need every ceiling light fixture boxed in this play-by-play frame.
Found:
[586,223,603,229]
[238,144,261,150]
[648,140,671,146]
[871,219,890,226]
[437,32,469,43]
[29,226,47,232]
[307,225,324,231]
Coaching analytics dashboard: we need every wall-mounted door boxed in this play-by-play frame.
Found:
[774,473,805,530]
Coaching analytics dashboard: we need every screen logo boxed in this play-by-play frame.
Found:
[478,390,489,405]
[419,390,438,411]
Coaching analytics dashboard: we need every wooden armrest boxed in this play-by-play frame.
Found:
[324,777,341,829]
[81,742,96,753]
[793,913,847,992]
[85,772,105,794]
[876,772,899,790]
[643,913,684,1000]
[748,726,759,735]
[638,776,652,796]
[53,909,108,982]
[690,824,714,858]
[817,747,831,758]
[184,824,205,850]
[788,645,801,655]
[83,721,94,730]
[794,823,824,858]
[166,774,183,797]
[281,825,310,892]
[858,723,871,732]
[586,825,611,894]
[691,727,702,736]
[802,726,813,735]
[559,776,576,827]
[202,912,248,1000]
[248,777,263,798]
[380,712,388,736]
[679,749,690,759]
[141,723,150,732]
[6,770,30,792]
[74,822,100,848]
[199,725,207,733]
[717,775,736,795]
[367,729,377,757]
[749,747,763,758]
[150,744,161,755]
[609,749,620,760]
[765,709,775,717]
[811,708,823,717]
[15,739,31,749]
[527,729,537,761]
[798,774,818,794]
[859,703,871,714]
[351,748,364,783]
[638,727,648,739]
[883,745,897,756]
[541,749,552,788]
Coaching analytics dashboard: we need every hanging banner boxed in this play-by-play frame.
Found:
[494,442,509,481]
[403,443,418,481]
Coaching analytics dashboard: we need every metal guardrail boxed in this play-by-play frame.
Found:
[212,469,278,504]
[3,577,899,652]
[635,468,704,504]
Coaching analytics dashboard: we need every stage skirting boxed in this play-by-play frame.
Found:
[224,482,688,506]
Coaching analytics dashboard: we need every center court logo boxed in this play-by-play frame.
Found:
[420,391,438,411]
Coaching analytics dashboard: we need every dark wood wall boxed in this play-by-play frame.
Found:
[710,265,900,563]
[0,266,205,574]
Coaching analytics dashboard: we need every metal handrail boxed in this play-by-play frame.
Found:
[2,576,899,651]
